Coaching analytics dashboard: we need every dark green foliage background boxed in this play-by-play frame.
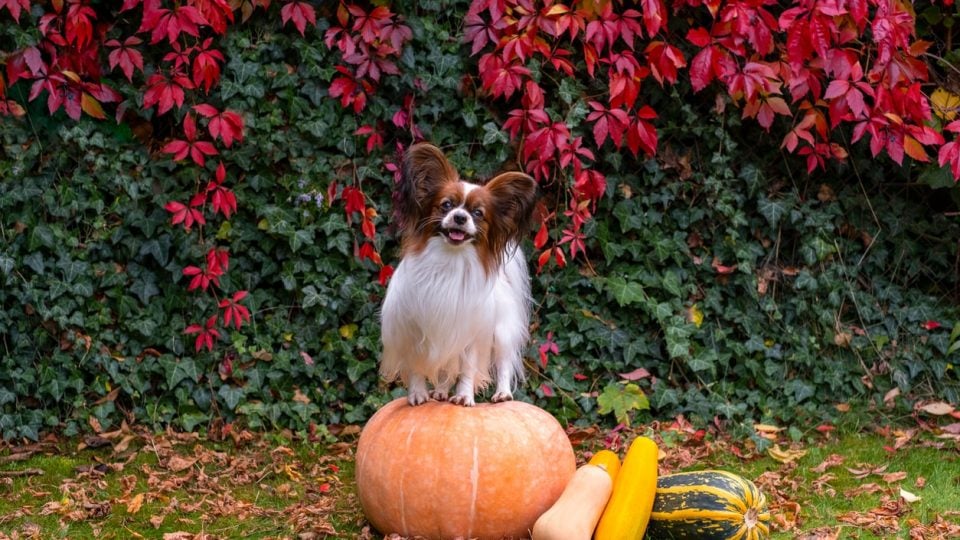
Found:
[1,1,958,441]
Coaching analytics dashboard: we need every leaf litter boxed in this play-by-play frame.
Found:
[0,422,354,539]
[0,406,958,539]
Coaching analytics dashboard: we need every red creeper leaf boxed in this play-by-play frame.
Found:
[281,1,316,36]
[219,291,251,330]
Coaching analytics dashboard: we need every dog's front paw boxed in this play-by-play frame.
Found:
[431,389,449,402]
[407,389,430,406]
[449,393,476,407]
[491,391,514,403]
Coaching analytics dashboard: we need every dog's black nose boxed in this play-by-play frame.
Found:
[454,214,466,225]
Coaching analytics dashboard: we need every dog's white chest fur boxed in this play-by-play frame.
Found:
[380,237,530,404]
[384,237,496,366]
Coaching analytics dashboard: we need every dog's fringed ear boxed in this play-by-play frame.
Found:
[484,171,539,253]
[396,143,458,233]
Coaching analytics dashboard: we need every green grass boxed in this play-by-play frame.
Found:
[0,436,364,539]
[1,428,957,539]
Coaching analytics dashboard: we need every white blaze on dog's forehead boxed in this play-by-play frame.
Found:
[461,181,481,194]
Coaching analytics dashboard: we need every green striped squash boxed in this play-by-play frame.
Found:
[644,470,771,540]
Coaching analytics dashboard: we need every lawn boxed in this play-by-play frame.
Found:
[1,409,958,539]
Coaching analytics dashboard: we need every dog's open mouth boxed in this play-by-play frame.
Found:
[442,227,473,245]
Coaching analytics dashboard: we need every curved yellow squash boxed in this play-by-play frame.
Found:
[588,449,621,483]
[593,436,659,540]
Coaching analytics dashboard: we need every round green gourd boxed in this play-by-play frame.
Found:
[644,470,771,540]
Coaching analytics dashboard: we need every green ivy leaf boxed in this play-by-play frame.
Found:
[161,358,200,390]
[24,252,44,275]
[290,228,314,252]
[218,385,245,411]
[482,122,508,145]
[597,382,649,426]
[0,255,13,275]
[758,196,786,227]
[302,285,325,309]
[604,276,645,306]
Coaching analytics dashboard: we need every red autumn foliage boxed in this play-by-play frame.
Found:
[3,0,957,348]
[463,0,957,271]
[1,0,251,353]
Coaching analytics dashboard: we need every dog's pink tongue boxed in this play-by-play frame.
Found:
[449,230,466,241]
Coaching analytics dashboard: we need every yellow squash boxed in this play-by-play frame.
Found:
[588,449,621,482]
[593,436,659,540]
[531,451,622,540]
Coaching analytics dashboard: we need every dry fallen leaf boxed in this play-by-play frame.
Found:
[917,401,955,416]
[293,387,311,404]
[810,453,845,473]
[769,444,807,464]
[126,492,144,514]
[847,463,888,479]
[165,455,197,473]
[881,471,908,483]
[794,527,841,540]
[899,488,921,503]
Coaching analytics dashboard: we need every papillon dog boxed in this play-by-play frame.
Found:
[380,143,538,406]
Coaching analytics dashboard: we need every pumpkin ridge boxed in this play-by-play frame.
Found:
[468,433,480,538]
[399,409,426,537]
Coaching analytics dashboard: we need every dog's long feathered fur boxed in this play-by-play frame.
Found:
[380,143,538,406]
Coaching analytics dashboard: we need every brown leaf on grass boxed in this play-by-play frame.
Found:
[113,434,137,454]
[810,453,844,473]
[916,401,955,416]
[794,526,841,540]
[284,498,337,537]
[915,476,926,489]
[149,514,164,529]
[772,500,802,532]
[126,492,144,514]
[843,482,886,498]
[847,463,888,479]
[0,450,36,464]
[769,444,807,463]
[754,423,784,440]
[810,473,837,497]
[907,515,960,538]
[882,470,908,483]
[838,495,909,535]
[940,423,960,440]
[890,428,917,451]
[165,455,197,473]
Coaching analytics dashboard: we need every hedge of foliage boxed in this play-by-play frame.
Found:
[2,0,960,441]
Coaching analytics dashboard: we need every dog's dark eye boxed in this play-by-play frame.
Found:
[440,200,453,211]
[472,207,484,219]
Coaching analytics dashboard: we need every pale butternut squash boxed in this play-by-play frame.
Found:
[531,461,614,540]
[593,436,659,540]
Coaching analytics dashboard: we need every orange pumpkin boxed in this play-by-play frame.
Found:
[356,398,576,540]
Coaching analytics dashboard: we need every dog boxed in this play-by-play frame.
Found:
[380,143,538,406]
